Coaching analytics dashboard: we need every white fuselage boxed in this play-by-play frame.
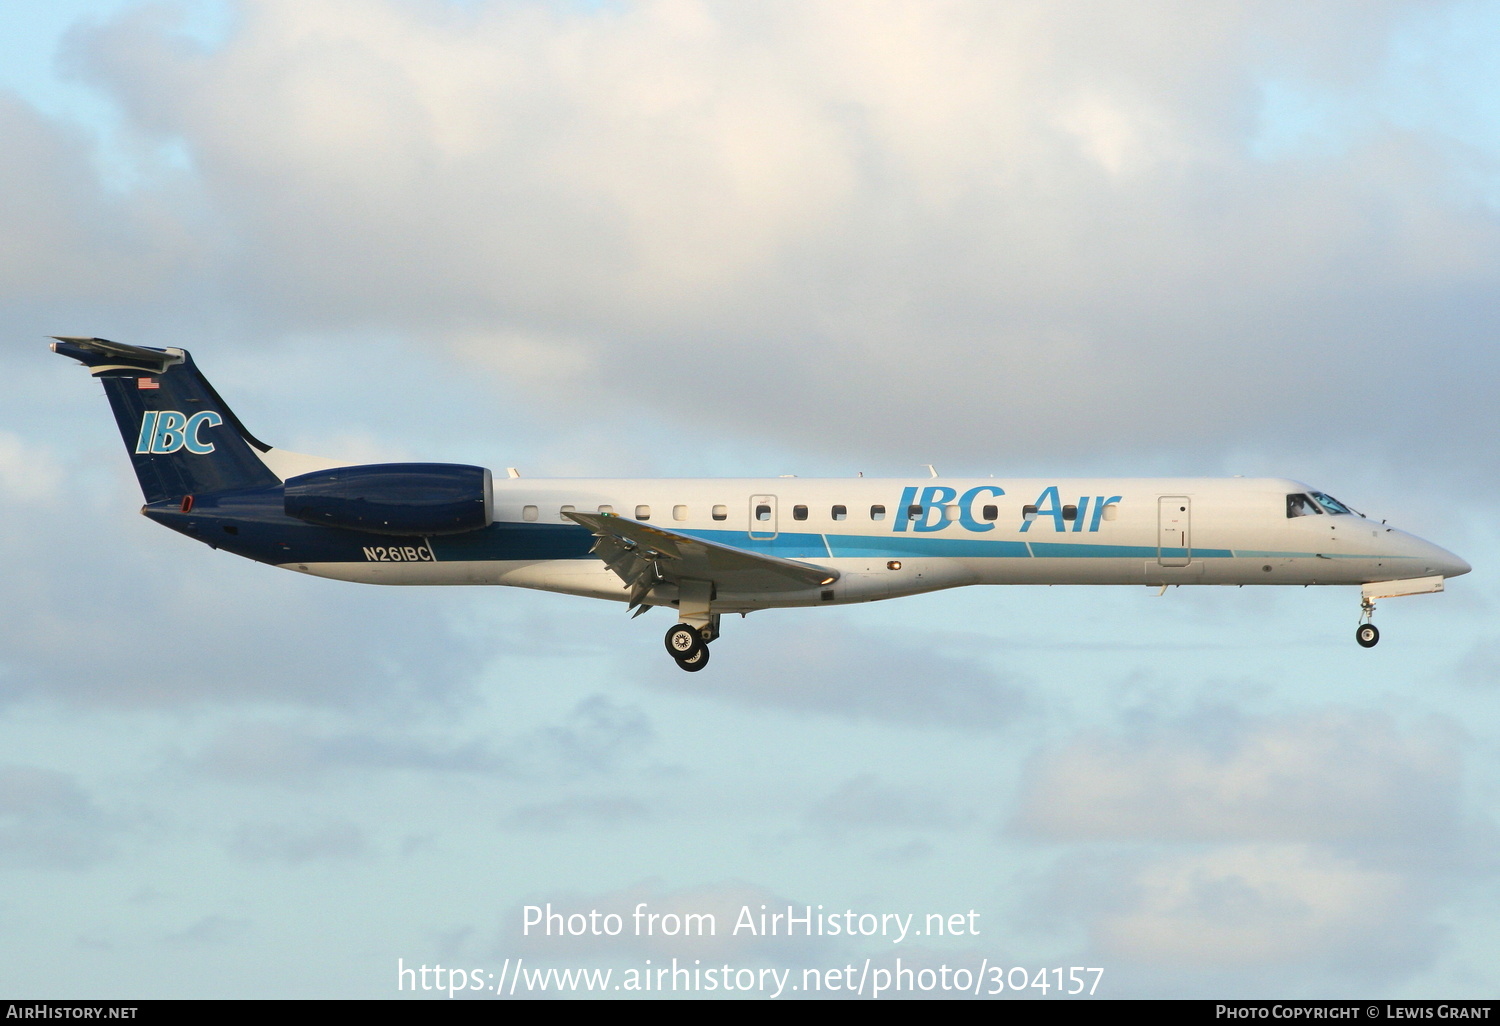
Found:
[289,476,1469,614]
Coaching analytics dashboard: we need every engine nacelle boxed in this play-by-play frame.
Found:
[283,463,493,536]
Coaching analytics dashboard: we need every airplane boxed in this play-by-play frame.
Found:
[52,336,1471,671]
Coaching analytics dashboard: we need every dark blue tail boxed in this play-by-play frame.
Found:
[52,337,280,503]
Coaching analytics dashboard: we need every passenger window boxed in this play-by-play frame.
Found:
[712,504,727,521]
[1022,505,1038,521]
[522,505,539,522]
[1062,505,1077,521]
[982,505,998,521]
[832,505,847,521]
[1102,503,1119,522]
[673,505,688,521]
[598,504,614,515]
[635,505,650,520]
[793,505,808,521]
[756,504,772,521]
[870,505,886,521]
[559,504,576,521]
[907,505,923,520]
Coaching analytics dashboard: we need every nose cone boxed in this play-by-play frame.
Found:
[1382,527,1470,579]
[1438,548,1472,579]
[1416,536,1470,579]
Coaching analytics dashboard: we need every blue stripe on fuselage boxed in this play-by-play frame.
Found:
[825,534,1031,559]
[1028,541,1233,559]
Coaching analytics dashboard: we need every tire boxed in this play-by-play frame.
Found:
[676,646,710,672]
[665,623,703,659]
[1356,623,1379,648]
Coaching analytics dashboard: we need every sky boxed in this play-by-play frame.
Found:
[2,0,1499,1000]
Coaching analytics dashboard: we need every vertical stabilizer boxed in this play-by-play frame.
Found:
[51,337,280,503]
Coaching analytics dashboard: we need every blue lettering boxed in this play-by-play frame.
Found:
[134,411,158,454]
[1090,495,1121,532]
[892,486,918,533]
[1020,485,1064,533]
[1071,496,1091,532]
[137,410,223,454]
[151,411,188,453]
[958,485,1005,532]
[184,410,223,454]
[913,485,957,532]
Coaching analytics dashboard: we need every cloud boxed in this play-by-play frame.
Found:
[639,617,1029,728]
[0,432,63,502]
[1011,706,1489,991]
[162,914,252,947]
[503,794,652,832]
[0,764,113,870]
[228,819,368,864]
[805,773,966,833]
[191,694,653,783]
[1456,635,1500,689]
[0,445,489,709]
[1013,707,1468,855]
[47,0,1500,473]
[1071,843,1439,976]
[0,1,1494,1003]
[0,91,193,308]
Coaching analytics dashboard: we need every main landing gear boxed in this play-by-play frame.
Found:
[1356,596,1380,648]
[664,620,717,672]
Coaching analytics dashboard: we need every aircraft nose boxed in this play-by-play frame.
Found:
[1441,551,1472,578]
[1421,539,1470,579]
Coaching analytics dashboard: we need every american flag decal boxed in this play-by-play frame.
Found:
[137,377,159,390]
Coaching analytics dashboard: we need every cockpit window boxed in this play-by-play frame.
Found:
[1286,493,1322,518]
[1310,491,1357,516]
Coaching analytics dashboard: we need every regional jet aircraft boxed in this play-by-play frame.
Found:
[53,337,1470,670]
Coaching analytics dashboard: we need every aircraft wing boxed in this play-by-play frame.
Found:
[563,510,839,610]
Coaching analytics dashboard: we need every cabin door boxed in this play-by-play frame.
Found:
[1158,496,1191,567]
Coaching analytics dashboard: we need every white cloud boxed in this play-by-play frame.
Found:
[45,0,1500,471]
[190,694,653,783]
[0,432,62,502]
[1087,843,1433,970]
[0,453,490,710]
[1014,708,1466,851]
[1012,706,1487,989]
[639,616,1029,728]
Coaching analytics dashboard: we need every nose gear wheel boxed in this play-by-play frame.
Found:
[1356,596,1380,648]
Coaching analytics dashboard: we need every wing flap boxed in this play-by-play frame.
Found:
[564,511,839,598]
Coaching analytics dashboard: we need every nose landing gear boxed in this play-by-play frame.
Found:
[1356,596,1380,648]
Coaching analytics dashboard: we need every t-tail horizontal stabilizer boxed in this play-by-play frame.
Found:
[50,336,184,375]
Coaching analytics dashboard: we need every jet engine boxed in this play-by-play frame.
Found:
[283,463,493,536]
